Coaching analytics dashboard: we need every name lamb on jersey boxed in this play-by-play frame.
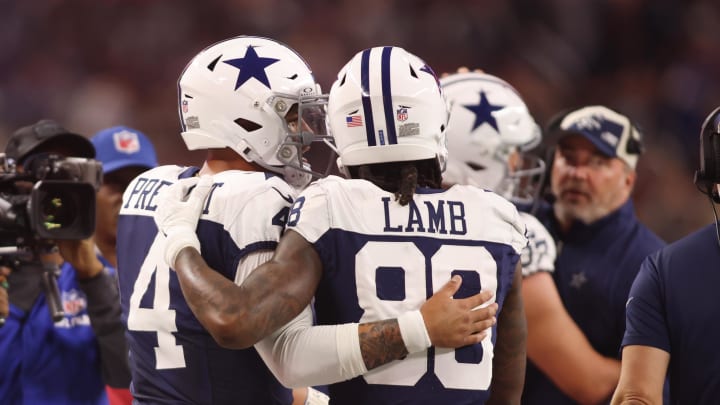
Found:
[382,197,467,235]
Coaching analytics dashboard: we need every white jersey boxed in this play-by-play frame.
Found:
[519,212,556,278]
[117,165,299,404]
[286,176,527,404]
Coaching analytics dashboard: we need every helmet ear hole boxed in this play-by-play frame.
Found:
[234,118,262,132]
[409,65,418,78]
[207,55,222,71]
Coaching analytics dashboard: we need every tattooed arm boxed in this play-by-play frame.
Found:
[173,232,322,349]
[486,262,527,405]
[358,319,408,370]
[173,230,322,349]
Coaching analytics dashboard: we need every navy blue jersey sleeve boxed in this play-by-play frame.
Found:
[622,253,670,353]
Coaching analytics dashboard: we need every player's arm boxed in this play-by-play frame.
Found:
[486,262,526,405]
[250,233,497,388]
[524,271,620,404]
[611,254,669,405]
[611,345,668,405]
[172,230,321,348]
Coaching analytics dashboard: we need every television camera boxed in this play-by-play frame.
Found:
[0,152,102,324]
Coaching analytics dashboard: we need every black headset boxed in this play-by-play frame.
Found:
[694,106,720,203]
[693,106,720,249]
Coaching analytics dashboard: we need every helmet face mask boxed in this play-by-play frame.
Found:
[495,152,546,206]
[177,36,331,187]
[440,72,544,205]
[327,46,449,176]
[272,92,331,176]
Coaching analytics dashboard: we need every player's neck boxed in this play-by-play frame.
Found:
[201,149,266,174]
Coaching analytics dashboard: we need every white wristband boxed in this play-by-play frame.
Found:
[397,310,432,354]
[164,228,201,269]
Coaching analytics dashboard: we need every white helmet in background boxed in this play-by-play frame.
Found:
[327,46,448,176]
[177,35,329,187]
[440,71,545,205]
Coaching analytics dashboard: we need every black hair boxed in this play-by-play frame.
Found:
[348,158,442,206]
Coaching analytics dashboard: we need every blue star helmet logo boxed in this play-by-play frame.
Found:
[463,91,504,132]
[223,46,280,90]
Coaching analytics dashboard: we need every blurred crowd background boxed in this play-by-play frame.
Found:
[1,0,718,243]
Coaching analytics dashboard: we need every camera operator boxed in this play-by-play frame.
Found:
[90,125,159,405]
[0,119,131,405]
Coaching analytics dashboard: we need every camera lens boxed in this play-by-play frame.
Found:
[30,180,95,240]
[39,190,77,232]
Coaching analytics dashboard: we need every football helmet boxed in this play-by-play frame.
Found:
[327,46,448,175]
[440,71,545,205]
[177,36,329,187]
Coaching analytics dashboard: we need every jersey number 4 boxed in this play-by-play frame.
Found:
[357,242,497,390]
[127,233,186,369]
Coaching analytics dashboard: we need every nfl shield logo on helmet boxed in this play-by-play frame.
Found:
[113,130,141,154]
[397,107,408,122]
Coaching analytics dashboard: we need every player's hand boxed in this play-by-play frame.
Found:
[0,266,10,326]
[154,175,213,268]
[420,275,497,348]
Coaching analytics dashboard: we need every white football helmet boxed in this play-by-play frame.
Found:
[177,36,329,187]
[440,71,545,206]
[327,46,448,175]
